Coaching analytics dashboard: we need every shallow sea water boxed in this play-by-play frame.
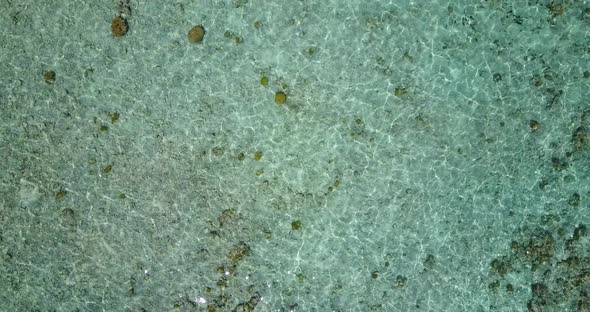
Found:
[1,1,589,311]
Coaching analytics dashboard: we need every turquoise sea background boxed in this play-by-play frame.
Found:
[1,1,589,311]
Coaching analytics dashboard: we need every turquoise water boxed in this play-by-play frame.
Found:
[1,1,589,311]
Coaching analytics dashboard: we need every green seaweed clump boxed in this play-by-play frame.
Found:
[228,241,251,264]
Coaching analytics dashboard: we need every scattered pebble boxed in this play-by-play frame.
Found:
[188,25,206,43]
[111,16,128,37]
[274,91,287,104]
[43,70,56,84]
